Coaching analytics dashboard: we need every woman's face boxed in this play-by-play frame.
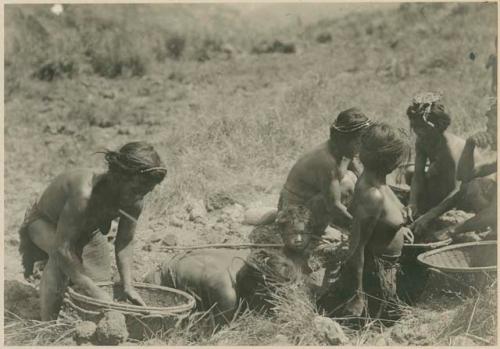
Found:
[409,117,433,138]
[119,176,158,205]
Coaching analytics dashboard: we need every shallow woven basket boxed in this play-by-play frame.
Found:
[64,282,196,339]
[417,241,497,273]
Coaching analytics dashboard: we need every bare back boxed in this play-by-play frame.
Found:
[417,132,479,209]
[284,142,340,201]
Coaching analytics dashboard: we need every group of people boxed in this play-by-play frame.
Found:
[277,95,497,321]
[19,95,496,326]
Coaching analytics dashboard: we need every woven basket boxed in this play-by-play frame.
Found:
[64,282,196,339]
[417,241,497,273]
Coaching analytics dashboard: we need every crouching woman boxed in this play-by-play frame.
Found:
[319,123,413,323]
[18,142,167,320]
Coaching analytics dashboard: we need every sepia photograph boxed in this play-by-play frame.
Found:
[3,1,498,346]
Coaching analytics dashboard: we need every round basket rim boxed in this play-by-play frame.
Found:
[404,238,452,249]
[417,241,497,273]
[67,281,196,314]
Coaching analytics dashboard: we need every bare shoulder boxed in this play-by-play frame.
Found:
[292,142,336,172]
[356,185,384,214]
[57,169,99,210]
[444,132,466,149]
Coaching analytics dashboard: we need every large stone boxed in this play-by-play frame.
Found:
[74,321,97,345]
[243,207,277,226]
[96,311,129,345]
[4,280,40,320]
[313,316,349,345]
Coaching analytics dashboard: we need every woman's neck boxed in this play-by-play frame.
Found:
[328,139,344,161]
[364,169,387,186]
[92,172,121,205]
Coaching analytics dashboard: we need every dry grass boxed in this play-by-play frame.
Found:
[4,311,77,346]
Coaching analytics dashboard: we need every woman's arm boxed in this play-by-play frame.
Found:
[321,158,353,228]
[342,188,383,316]
[458,133,497,182]
[411,185,462,236]
[54,196,111,300]
[115,200,146,306]
[408,145,427,216]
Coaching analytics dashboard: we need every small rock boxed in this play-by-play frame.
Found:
[186,199,207,222]
[57,337,77,345]
[170,217,184,228]
[96,311,129,345]
[390,326,408,344]
[74,321,97,345]
[451,335,477,346]
[142,338,166,345]
[222,203,245,223]
[99,91,115,99]
[148,233,162,244]
[212,223,228,233]
[205,192,236,211]
[316,32,332,43]
[117,127,132,135]
[161,234,178,246]
[372,334,389,346]
[313,316,348,345]
[270,334,290,345]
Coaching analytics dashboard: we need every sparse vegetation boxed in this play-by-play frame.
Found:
[4,2,497,346]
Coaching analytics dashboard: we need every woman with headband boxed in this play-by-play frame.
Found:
[18,141,167,320]
[276,108,372,273]
[405,93,481,236]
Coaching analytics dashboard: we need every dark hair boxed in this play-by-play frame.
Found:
[275,205,312,230]
[330,107,371,140]
[406,101,451,132]
[103,142,167,184]
[235,249,299,311]
[360,123,410,174]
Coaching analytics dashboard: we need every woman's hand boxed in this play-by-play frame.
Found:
[403,204,416,223]
[467,131,494,149]
[410,213,432,236]
[124,286,146,306]
[399,226,414,244]
[342,293,365,317]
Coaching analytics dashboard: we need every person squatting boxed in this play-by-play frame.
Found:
[20,96,497,326]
